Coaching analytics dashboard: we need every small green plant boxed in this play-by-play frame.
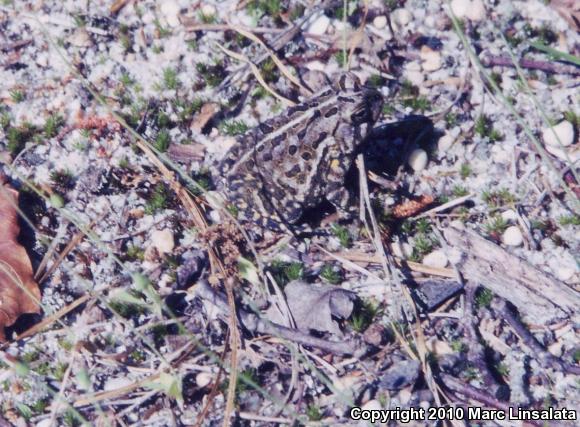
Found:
[450,340,468,353]
[559,215,580,226]
[162,67,180,90]
[331,224,352,248]
[9,89,25,103]
[306,404,323,421]
[475,287,493,309]
[44,113,64,138]
[367,74,385,89]
[485,216,508,236]
[0,112,10,129]
[320,264,342,284]
[260,58,278,83]
[145,182,172,214]
[402,96,431,113]
[444,112,458,128]
[198,10,217,24]
[496,362,509,377]
[154,129,171,152]
[382,104,396,115]
[176,98,203,122]
[50,169,75,191]
[126,245,145,261]
[247,0,282,18]
[189,170,213,195]
[459,163,472,179]
[399,80,418,98]
[269,261,304,286]
[219,120,250,136]
[119,73,134,87]
[236,367,259,395]
[417,233,435,253]
[350,299,379,333]
[196,62,225,87]
[414,218,432,234]
[335,51,348,67]
[482,188,516,207]
[474,114,503,141]
[452,185,469,197]
[153,19,172,37]
[7,124,36,155]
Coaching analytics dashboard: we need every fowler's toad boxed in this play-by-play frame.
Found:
[218,73,383,232]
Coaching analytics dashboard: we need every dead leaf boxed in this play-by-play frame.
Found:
[268,280,355,336]
[0,175,41,341]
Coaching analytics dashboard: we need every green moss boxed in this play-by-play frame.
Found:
[153,19,172,37]
[320,264,342,284]
[269,261,304,286]
[219,119,250,136]
[350,299,379,333]
[482,188,516,207]
[145,182,172,214]
[247,0,282,18]
[7,123,37,155]
[485,216,508,236]
[9,89,25,103]
[154,129,171,152]
[162,67,180,90]
[475,287,493,309]
[452,185,469,197]
[331,224,352,248]
[198,10,217,24]
[444,112,458,128]
[306,404,323,421]
[459,163,472,179]
[559,215,580,226]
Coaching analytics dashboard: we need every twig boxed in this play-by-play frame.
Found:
[481,53,580,76]
[441,374,551,427]
[495,300,580,376]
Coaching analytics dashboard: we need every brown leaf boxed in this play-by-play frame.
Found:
[0,175,41,341]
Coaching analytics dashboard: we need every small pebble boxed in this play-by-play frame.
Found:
[392,8,412,27]
[373,15,387,29]
[502,226,523,247]
[408,148,428,172]
[69,28,92,47]
[406,70,424,86]
[555,266,575,282]
[160,1,181,27]
[201,4,217,18]
[542,120,575,147]
[420,46,442,71]
[196,372,212,388]
[544,144,580,162]
[361,399,382,411]
[437,133,454,152]
[308,15,330,36]
[151,229,175,255]
[422,250,449,268]
[450,0,485,21]
[501,209,518,221]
